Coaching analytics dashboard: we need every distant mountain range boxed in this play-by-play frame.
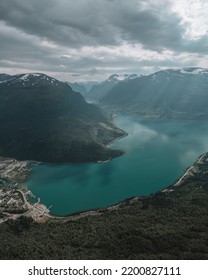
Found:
[84,74,139,102]
[67,81,99,97]
[0,73,125,163]
[80,68,208,119]
[3,67,207,163]
[67,82,88,97]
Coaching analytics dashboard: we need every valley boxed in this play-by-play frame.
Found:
[79,68,208,120]
[27,113,208,215]
[1,69,208,259]
[1,0,208,262]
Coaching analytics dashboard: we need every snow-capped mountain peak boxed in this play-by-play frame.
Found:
[2,73,60,87]
[180,67,208,75]
[19,73,42,81]
[107,74,138,82]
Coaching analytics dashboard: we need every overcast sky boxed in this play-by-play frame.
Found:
[0,0,208,82]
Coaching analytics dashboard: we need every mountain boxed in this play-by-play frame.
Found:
[79,81,99,92]
[67,81,99,98]
[85,74,138,101]
[0,73,126,163]
[100,67,208,119]
[67,82,88,97]
[0,73,13,82]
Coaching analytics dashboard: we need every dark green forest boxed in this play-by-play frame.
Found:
[0,74,125,163]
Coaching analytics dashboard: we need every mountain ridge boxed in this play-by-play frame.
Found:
[0,73,126,163]
[84,73,139,101]
[99,67,208,119]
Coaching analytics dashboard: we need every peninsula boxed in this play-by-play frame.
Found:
[0,73,126,163]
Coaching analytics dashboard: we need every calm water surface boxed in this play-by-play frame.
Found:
[28,113,208,215]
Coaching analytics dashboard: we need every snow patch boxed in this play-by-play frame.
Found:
[180,68,208,75]
[31,73,41,77]
[19,73,42,81]
[108,74,138,82]
[128,74,138,80]
[116,75,128,81]
[19,74,30,81]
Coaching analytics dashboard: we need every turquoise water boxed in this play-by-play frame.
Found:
[28,113,208,215]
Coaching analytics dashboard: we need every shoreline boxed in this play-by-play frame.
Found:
[27,132,128,167]
[29,152,208,221]
[42,151,208,219]
[1,130,207,223]
[173,153,207,187]
[1,151,207,223]
[106,132,128,147]
[0,130,128,223]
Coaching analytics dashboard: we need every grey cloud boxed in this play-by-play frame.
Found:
[0,0,207,52]
[0,0,208,81]
[184,36,208,54]
[114,9,184,51]
[0,0,184,49]
[0,0,119,47]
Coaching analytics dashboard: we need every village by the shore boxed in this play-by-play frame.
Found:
[0,157,51,224]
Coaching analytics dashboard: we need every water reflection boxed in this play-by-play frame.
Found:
[32,163,92,185]
[28,113,208,215]
[96,162,115,187]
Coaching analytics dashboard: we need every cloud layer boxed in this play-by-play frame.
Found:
[0,0,208,81]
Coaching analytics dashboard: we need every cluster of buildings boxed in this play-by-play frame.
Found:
[0,185,27,214]
[0,158,52,223]
[0,158,30,183]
